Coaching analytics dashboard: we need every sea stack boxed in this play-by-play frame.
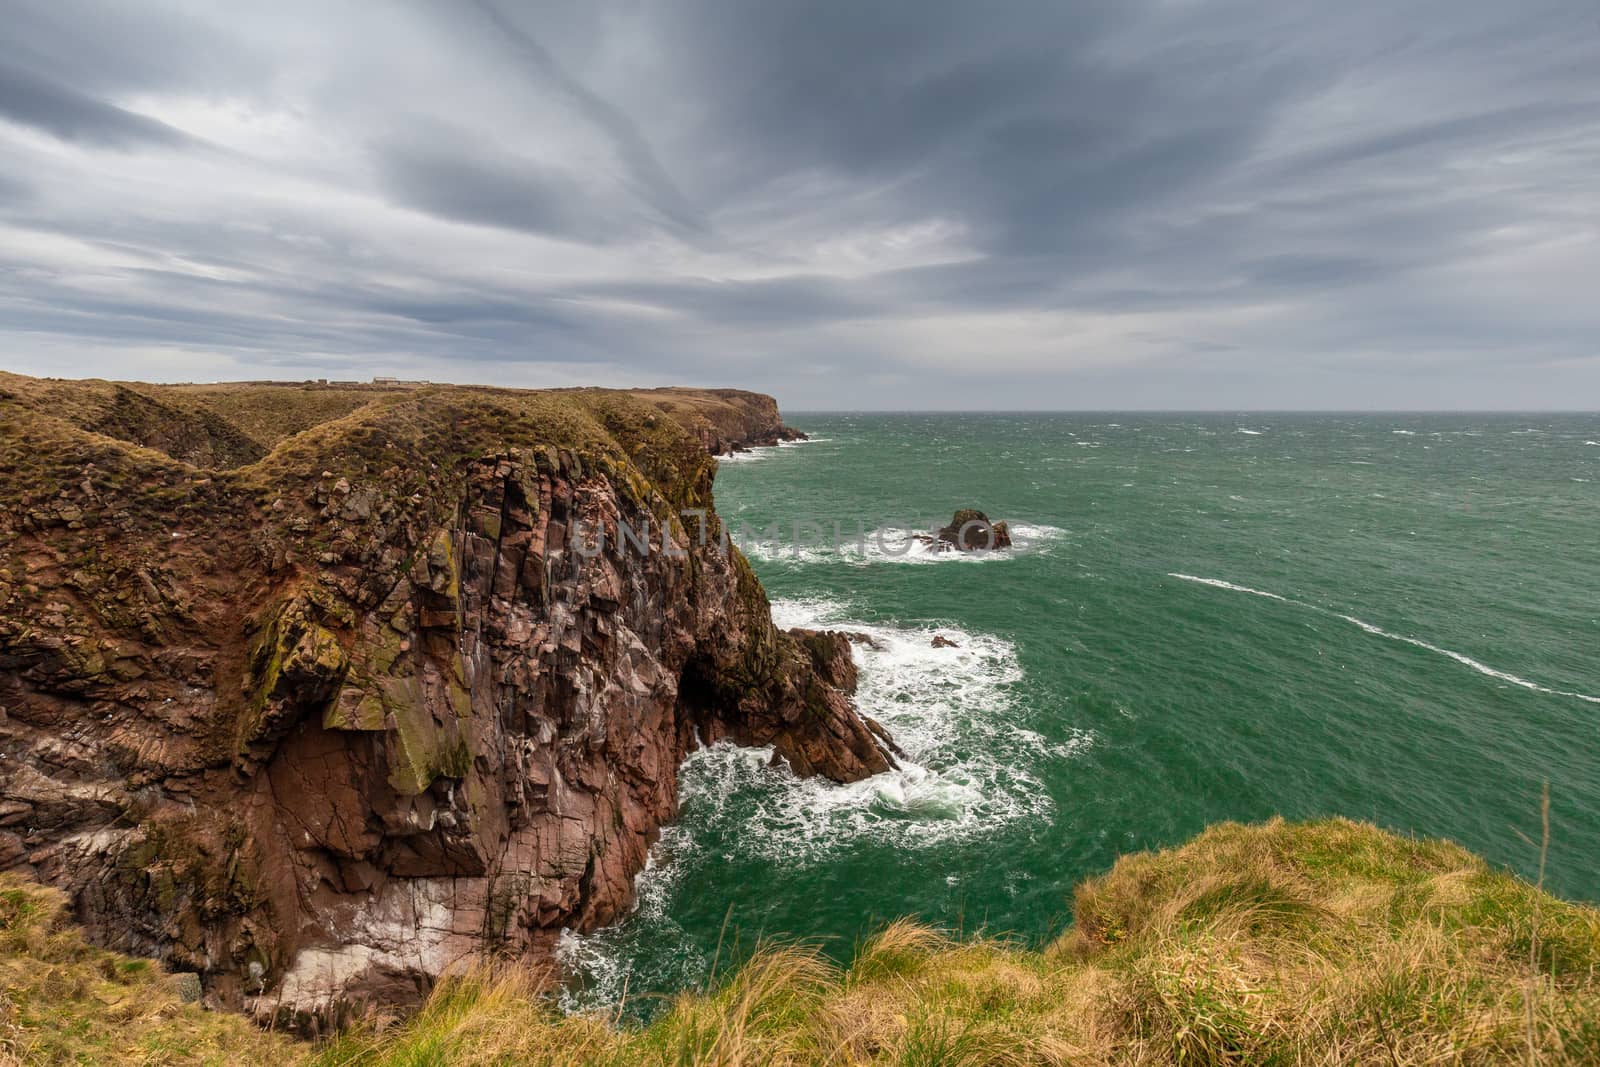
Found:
[935,509,1012,551]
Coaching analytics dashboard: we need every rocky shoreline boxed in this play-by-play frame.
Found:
[0,374,890,1024]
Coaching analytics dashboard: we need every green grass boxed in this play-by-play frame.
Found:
[9,817,1599,1065]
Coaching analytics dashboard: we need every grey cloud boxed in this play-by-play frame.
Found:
[1240,255,1394,290]
[572,276,871,326]
[0,172,31,204]
[0,0,1597,407]
[1270,102,1600,179]
[0,270,602,364]
[2,0,262,96]
[461,0,707,238]
[0,62,196,149]
[653,0,1297,245]
[375,139,629,242]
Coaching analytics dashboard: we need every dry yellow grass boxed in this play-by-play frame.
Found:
[6,818,1598,1065]
[156,382,386,447]
[0,876,300,1066]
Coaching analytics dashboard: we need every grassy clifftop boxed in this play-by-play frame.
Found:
[0,375,764,649]
[4,818,1597,1065]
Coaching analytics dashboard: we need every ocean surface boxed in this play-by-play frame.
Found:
[560,412,1600,1016]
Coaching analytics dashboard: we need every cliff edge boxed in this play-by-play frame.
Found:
[0,373,893,1021]
[621,387,807,454]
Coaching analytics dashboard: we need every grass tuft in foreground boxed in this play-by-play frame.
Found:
[0,877,299,1066]
[7,818,1600,1064]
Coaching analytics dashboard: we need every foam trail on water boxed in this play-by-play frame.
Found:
[1168,573,1288,602]
[1168,573,1600,706]
[1332,614,1600,706]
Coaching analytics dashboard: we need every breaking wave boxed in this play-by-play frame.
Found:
[736,522,1066,567]
[556,595,1090,1013]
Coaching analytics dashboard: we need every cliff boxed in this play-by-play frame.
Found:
[0,373,893,1021]
[4,819,1597,1064]
[620,388,807,454]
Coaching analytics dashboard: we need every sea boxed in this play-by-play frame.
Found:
[558,412,1600,1017]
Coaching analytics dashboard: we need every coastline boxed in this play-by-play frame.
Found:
[0,373,888,1020]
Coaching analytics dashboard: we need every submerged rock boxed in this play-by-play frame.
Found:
[840,630,885,652]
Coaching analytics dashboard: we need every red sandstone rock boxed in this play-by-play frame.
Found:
[0,377,892,1025]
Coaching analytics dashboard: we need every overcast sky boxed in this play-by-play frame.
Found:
[2,1,1598,409]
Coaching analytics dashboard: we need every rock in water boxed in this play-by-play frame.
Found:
[936,509,1012,551]
[0,373,895,1025]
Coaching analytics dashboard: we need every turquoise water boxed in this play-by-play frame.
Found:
[561,413,1600,1014]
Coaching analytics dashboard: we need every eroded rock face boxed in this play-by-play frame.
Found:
[0,382,892,1024]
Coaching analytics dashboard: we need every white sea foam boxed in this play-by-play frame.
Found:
[1168,573,1600,705]
[1008,522,1066,544]
[768,595,854,630]
[673,598,1087,863]
[737,523,1067,568]
[1236,428,1263,435]
[556,596,1092,1011]
[1585,441,1599,447]
[555,824,700,1015]
[715,437,830,464]
[1392,430,1416,436]
[1167,573,1288,602]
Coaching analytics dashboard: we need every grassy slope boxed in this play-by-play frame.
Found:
[0,879,300,1066]
[152,384,388,448]
[0,372,268,469]
[5,819,1597,1065]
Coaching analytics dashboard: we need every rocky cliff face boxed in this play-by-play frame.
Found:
[623,388,808,454]
[0,375,893,1022]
